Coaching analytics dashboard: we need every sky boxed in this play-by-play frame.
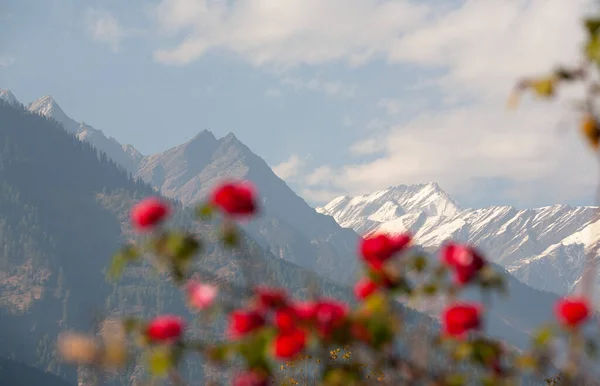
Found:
[1,0,599,209]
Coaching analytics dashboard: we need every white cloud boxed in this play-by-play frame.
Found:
[311,99,597,205]
[272,154,307,180]
[306,0,599,206]
[301,188,343,204]
[281,76,357,98]
[0,55,15,68]
[152,0,430,66]
[349,138,384,156]
[305,166,334,186]
[387,0,593,101]
[152,0,600,206]
[84,8,129,52]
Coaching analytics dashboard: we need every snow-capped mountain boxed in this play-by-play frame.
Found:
[317,182,461,235]
[26,95,143,172]
[0,89,20,107]
[318,183,600,296]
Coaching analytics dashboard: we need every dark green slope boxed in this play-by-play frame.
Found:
[0,101,435,385]
[0,100,155,381]
[0,358,73,386]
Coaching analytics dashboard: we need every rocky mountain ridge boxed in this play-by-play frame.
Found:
[318,183,600,296]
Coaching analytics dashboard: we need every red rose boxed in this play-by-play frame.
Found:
[131,197,170,230]
[555,297,591,328]
[442,303,482,338]
[390,233,412,251]
[256,286,287,310]
[313,300,349,339]
[354,278,378,300]
[360,234,394,270]
[291,301,317,321]
[211,181,257,217]
[273,328,306,359]
[228,310,265,338]
[275,307,299,333]
[441,243,485,284]
[146,315,185,342]
[360,233,412,270]
[233,371,268,386]
[186,281,217,310]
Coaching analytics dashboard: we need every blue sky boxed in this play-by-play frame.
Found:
[1,0,598,208]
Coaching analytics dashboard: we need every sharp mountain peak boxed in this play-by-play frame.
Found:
[0,89,20,106]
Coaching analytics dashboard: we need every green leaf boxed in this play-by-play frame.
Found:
[390,277,412,296]
[221,227,240,248]
[322,366,361,386]
[366,316,395,349]
[530,78,555,98]
[170,262,187,284]
[471,339,500,366]
[238,329,272,370]
[453,342,472,361]
[586,37,600,64]
[107,254,127,281]
[445,373,466,386]
[122,317,143,334]
[481,375,498,386]
[585,18,600,36]
[107,246,140,281]
[554,67,579,81]
[167,232,200,261]
[412,255,428,272]
[532,325,554,348]
[148,347,173,377]
[195,202,214,220]
[422,283,438,296]
[362,293,388,314]
[516,354,536,371]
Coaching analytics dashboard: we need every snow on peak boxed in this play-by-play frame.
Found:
[0,89,20,106]
[27,95,59,116]
[317,182,461,236]
[25,93,143,172]
[27,95,78,132]
[318,182,600,298]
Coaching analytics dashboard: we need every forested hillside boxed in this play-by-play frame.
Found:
[0,100,436,385]
[0,358,73,386]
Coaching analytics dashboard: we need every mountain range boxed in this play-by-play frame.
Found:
[0,97,393,385]
[0,88,583,385]
[0,90,360,284]
[317,183,600,297]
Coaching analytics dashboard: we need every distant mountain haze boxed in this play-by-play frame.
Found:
[26,94,143,173]
[3,89,571,348]
[1,89,361,283]
[0,99,397,385]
